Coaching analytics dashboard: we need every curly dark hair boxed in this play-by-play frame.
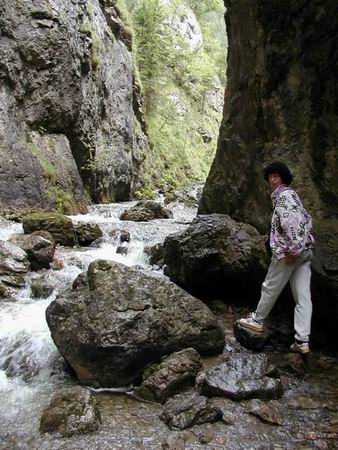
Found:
[263,161,293,185]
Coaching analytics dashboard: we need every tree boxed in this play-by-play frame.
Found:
[133,0,173,110]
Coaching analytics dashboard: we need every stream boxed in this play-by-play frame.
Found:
[0,199,337,450]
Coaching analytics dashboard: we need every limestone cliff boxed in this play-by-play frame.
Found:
[0,0,148,214]
[199,0,338,342]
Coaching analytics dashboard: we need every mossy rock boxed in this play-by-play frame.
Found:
[23,212,75,246]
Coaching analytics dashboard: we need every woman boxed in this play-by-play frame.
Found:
[239,161,315,354]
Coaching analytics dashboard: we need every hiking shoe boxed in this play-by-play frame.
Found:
[290,341,310,354]
[238,314,264,334]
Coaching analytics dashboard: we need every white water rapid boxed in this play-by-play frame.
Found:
[0,200,196,449]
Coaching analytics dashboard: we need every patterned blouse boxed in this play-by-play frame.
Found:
[269,185,314,259]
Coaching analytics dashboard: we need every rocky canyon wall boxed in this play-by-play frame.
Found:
[199,0,338,341]
[0,0,147,214]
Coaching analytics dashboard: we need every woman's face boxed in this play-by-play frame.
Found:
[268,173,283,191]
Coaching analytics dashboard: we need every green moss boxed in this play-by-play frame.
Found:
[134,186,156,200]
[142,362,159,380]
[30,143,57,180]
[91,30,102,70]
[24,211,69,223]
[79,15,102,71]
[116,0,133,28]
[141,82,220,191]
[47,187,74,214]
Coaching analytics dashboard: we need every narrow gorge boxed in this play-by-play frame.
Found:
[0,1,338,449]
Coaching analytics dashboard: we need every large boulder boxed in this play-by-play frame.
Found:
[120,201,173,222]
[0,240,30,298]
[196,353,283,401]
[22,212,75,246]
[9,232,55,270]
[39,387,101,437]
[46,260,225,387]
[163,214,268,300]
[136,348,203,403]
[199,0,338,346]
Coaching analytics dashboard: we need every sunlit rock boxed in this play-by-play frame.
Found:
[163,2,203,51]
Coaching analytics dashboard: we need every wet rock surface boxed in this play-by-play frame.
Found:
[197,353,283,401]
[0,240,30,298]
[136,348,203,403]
[9,233,55,270]
[23,212,75,246]
[46,259,225,387]
[116,245,128,255]
[120,201,173,222]
[120,229,131,243]
[144,242,165,267]
[160,391,223,430]
[74,223,102,247]
[163,214,268,300]
[246,399,284,426]
[39,386,101,437]
[3,292,338,450]
[31,275,54,299]
[1,210,338,450]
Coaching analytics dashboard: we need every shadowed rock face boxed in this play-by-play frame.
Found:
[0,0,148,214]
[199,0,338,345]
[163,214,268,301]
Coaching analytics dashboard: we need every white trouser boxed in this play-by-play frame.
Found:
[253,249,313,342]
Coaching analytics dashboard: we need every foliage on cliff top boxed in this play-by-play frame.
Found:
[121,0,226,195]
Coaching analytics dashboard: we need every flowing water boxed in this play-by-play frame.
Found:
[0,201,196,449]
[1,202,338,450]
